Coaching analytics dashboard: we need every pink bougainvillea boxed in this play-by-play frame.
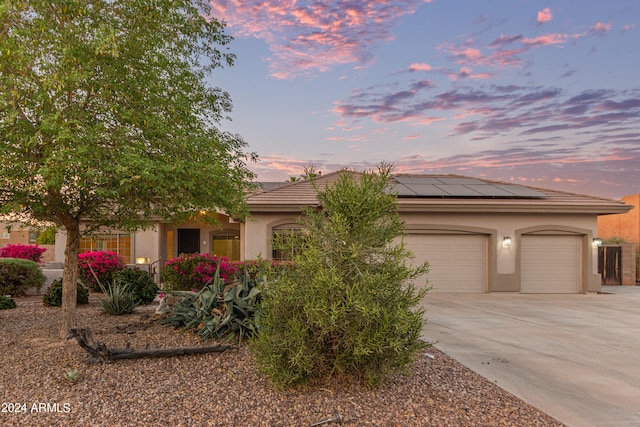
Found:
[161,253,238,291]
[0,244,47,263]
[78,250,125,291]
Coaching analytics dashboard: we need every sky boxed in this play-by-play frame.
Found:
[208,0,639,199]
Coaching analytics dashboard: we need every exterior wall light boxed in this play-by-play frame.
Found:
[135,257,150,265]
[503,237,512,247]
[592,238,603,248]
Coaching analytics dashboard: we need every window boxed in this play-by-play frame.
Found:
[271,224,305,261]
[0,229,9,239]
[29,230,40,243]
[80,233,131,261]
[212,231,240,261]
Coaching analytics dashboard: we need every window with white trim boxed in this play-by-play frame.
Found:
[271,224,305,261]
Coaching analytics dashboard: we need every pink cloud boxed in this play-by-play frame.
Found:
[537,8,553,24]
[522,33,571,47]
[209,0,428,79]
[457,47,482,62]
[409,63,433,72]
[590,22,612,35]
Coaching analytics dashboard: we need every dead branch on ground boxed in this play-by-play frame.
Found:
[68,328,235,363]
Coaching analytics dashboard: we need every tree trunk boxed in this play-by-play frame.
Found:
[59,221,81,339]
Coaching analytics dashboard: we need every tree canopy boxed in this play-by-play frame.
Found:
[0,0,257,337]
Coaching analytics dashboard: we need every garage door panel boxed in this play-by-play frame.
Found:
[521,235,581,293]
[405,234,487,293]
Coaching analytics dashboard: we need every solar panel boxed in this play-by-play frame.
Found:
[493,184,547,198]
[436,177,486,185]
[464,185,516,197]
[433,184,484,196]
[391,176,548,198]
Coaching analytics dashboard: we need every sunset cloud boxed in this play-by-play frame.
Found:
[590,22,612,35]
[209,0,429,79]
[216,1,639,199]
[335,78,640,147]
[537,8,553,24]
[409,63,433,72]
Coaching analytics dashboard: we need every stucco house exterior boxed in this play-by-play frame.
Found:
[54,172,631,294]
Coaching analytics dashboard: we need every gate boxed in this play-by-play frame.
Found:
[598,246,622,285]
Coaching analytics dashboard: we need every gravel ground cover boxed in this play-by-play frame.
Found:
[0,296,563,427]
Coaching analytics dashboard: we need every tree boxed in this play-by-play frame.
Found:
[251,164,430,388]
[285,164,321,182]
[0,1,257,338]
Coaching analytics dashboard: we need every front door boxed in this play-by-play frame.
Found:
[177,229,200,255]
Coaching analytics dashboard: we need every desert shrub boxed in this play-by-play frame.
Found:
[0,244,47,263]
[0,295,17,310]
[78,251,125,291]
[99,281,138,315]
[231,259,297,283]
[112,268,159,305]
[36,226,56,244]
[162,265,261,342]
[43,279,89,306]
[161,253,237,291]
[0,258,47,296]
[250,165,430,388]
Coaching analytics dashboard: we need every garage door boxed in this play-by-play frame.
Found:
[404,234,487,293]
[521,235,581,293]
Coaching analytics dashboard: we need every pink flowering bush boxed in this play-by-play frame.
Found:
[161,253,238,291]
[0,244,47,263]
[78,251,125,291]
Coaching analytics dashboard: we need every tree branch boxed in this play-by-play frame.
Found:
[68,328,236,362]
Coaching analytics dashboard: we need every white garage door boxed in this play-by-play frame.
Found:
[404,234,487,293]
[521,235,582,293]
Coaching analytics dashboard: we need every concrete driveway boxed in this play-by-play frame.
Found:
[420,286,640,427]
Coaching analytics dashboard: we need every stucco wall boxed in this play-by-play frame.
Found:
[244,210,600,293]
[598,194,640,243]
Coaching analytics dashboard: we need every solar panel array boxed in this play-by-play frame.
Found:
[392,176,547,198]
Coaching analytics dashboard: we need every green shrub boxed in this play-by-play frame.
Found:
[43,279,90,307]
[250,165,430,388]
[0,295,17,310]
[0,258,46,296]
[36,226,56,245]
[99,281,138,315]
[112,268,159,305]
[162,264,261,342]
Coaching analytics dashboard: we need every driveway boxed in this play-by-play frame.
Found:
[420,286,640,427]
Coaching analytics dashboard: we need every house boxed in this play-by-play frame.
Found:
[54,172,632,293]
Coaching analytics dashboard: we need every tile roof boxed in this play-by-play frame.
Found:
[246,171,632,215]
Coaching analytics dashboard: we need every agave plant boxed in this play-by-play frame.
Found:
[162,264,262,342]
[99,280,139,315]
